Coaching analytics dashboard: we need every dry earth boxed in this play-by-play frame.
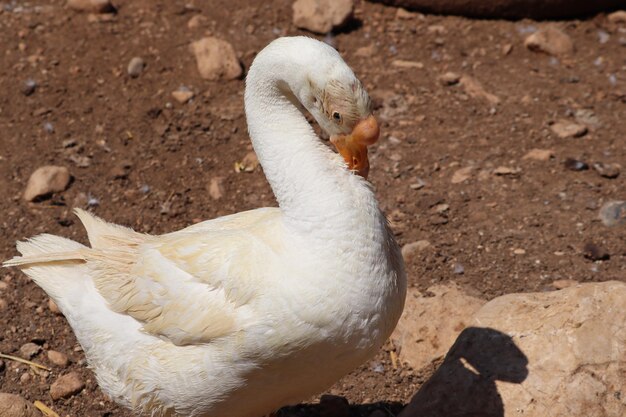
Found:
[0,0,624,416]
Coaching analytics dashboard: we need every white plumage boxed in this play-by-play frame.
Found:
[4,37,406,417]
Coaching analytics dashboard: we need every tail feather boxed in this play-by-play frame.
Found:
[2,234,87,267]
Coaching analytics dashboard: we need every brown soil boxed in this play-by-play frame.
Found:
[0,1,624,416]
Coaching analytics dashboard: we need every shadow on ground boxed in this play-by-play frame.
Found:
[282,327,528,417]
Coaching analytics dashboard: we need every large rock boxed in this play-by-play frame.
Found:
[391,283,485,371]
[190,37,242,81]
[0,393,39,417]
[292,0,354,34]
[401,281,626,417]
[23,166,71,202]
[367,0,622,19]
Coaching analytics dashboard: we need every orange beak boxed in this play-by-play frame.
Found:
[330,115,380,178]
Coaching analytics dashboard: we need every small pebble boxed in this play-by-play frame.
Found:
[21,79,37,96]
[564,158,588,171]
[550,121,587,139]
[592,162,620,179]
[127,57,145,78]
[513,248,526,255]
[439,71,461,86]
[599,201,626,227]
[50,372,85,400]
[43,122,55,133]
[19,342,41,359]
[0,298,7,312]
[453,263,465,274]
[47,350,70,367]
[171,86,195,104]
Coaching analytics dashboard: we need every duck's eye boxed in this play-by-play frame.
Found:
[332,111,342,121]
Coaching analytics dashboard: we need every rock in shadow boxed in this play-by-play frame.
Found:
[400,327,528,417]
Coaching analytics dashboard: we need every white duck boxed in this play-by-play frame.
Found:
[4,37,406,417]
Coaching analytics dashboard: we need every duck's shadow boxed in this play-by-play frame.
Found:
[280,327,528,417]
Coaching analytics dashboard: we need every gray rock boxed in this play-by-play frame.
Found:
[599,200,626,227]
[127,57,145,78]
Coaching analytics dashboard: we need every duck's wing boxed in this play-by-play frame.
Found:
[77,209,282,346]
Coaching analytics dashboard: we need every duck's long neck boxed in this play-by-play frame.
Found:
[244,42,380,238]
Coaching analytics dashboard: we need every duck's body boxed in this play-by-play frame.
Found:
[5,37,406,417]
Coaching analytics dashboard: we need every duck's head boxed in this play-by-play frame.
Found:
[299,59,380,178]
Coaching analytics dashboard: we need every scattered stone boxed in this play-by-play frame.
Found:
[583,242,610,261]
[67,0,115,13]
[522,148,554,161]
[23,166,71,202]
[171,86,195,104]
[292,0,354,34]
[190,37,242,81]
[574,109,601,129]
[396,8,418,19]
[392,60,423,69]
[401,240,431,262]
[451,166,473,184]
[319,394,351,417]
[493,166,521,176]
[208,177,224,200]
[50,372,85,400]
[69,154,91,168]
[21,79,37,96]
[19,342,41,359]
[234,152,259,173]
[599,200,626,227]
[409,178,426,190]
[127,57,145,78]
[401,281,626,417]
[460,75,500,104]
[355,44,377,58]
[592,162,620,179]
[109,160,132,179]
[0,298,7,312]
[524,26,574,56]
[47,350,70,367]
[20,373,30,384]
[550,121,587,138]
[502,43,513,55]
[48,298,62,315]
[0,393,39,417]
[551,279,578,290]
[453,263,464,274]
[513,248,526,255]
[564,158,588,171]
[187,14,207,29]
[392,284,485,370]
[608,10,626,23]
[439,71,461,86]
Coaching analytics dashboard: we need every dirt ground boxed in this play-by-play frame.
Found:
[0,0,624,416]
